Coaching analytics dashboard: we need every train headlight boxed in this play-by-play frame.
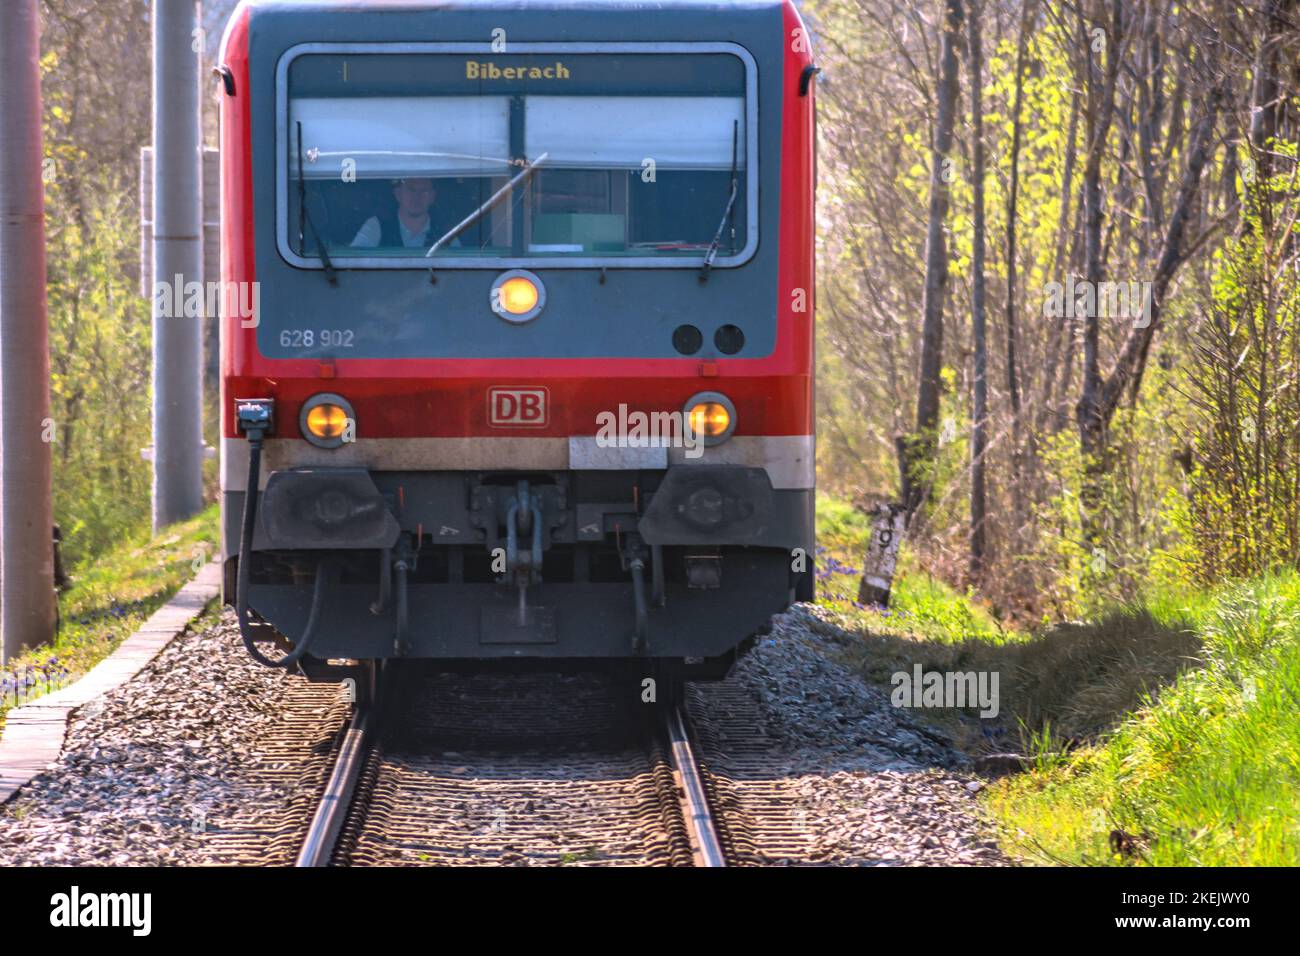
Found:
[490,269,545,323]
[684,392,736,447]
[299,393,354,449]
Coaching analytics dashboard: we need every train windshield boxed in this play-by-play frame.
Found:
[282,51,753,266]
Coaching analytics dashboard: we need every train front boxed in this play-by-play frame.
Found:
[218,0,816,687]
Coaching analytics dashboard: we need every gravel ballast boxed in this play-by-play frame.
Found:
[690,606,1010,865]
[0,615,346,866]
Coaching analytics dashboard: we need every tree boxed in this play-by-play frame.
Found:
[1074,0,1222,544]
[1002,0,1033,476]
[902,0,964,522]
[968,0,990,576]
[808,0,1288,616]
[1075,0,1127,531]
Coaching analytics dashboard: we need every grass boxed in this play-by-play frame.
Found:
[985,574,1300,866]
[0,505,220,728]
[814,495,1206,740]
[815,494,1300,866]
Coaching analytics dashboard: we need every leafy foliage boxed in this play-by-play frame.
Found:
[44,179,155,565]
[808,0,1298,615]
[1182,172,1300,580]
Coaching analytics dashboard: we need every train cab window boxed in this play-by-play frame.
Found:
[281,50,754,267]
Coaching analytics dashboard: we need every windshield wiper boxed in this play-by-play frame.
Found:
[425,152,549,259]
[700,120,740,284]
[310,149,517,168]
[297,120,337,285]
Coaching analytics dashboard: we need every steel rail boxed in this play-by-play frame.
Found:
[295,707,372,867]
[665,703,726,867]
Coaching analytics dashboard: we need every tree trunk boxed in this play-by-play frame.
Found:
[902,0,964,521]
[1003,0,1032,473]
[1100,92,1222,417]
[1074,13,1222,540]
[1075,0,1125,541]
[1248,0,1291,185]
[1034,85,1081,439]
[1245,0,1296,240]
[969,0,990,577]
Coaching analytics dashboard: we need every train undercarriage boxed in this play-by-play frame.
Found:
[224,463,814,690]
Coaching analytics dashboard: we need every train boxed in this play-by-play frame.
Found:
[217,0,817,698]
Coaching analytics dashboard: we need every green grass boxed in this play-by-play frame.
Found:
[815,494,1300,864]
[0,505,220,727]
[814,496,1208,740]
[812,494,1026,750]
[986,573,1300,866]
[815,493,875,553]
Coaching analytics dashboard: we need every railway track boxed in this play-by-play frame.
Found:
[296,670,728,867]
[295,707,373,868]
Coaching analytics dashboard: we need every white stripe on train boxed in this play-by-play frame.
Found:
[220,435,815,492]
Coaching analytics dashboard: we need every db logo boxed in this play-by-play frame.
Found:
[488,387,549,427]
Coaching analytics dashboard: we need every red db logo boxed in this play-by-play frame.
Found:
[488,387,549,427]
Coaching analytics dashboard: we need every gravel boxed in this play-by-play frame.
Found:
[689,605,1013,865]
[0,614,346,866]
[737,608,969,773]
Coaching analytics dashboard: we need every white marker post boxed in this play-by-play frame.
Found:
[858,503,907,607]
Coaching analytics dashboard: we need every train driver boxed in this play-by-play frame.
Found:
[350,177,459,250]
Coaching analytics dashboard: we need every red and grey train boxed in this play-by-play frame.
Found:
[217,0,817,693]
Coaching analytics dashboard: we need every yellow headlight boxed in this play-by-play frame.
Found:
[497,276,540,315]
[688,402,732,438]
[305,403,349,441]
[299,393,355,449]
[683,391,736,447]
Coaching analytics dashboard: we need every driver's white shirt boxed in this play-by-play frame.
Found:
[350,215,463,249]
[350,215,431,248]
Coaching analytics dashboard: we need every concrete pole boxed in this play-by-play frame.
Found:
[151,0,205,530]
[0,0,57,660]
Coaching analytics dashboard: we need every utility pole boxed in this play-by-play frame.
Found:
[151,0,205,530]
[0,0,57,661]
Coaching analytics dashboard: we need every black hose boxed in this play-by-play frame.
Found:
[630,556,648,650]
[394,557,409,656]
[370,547,392,615]
[237,431,331,668]
[651,544,665,607]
